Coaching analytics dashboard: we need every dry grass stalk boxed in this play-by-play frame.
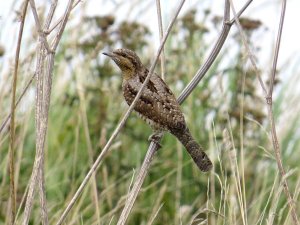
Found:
[229,0,299,223]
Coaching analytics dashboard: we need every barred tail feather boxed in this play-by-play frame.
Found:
[171,128,212,172]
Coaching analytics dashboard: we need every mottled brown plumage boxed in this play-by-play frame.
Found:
[103,48,212,172]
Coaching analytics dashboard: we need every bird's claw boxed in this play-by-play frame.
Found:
[148,133,162,148]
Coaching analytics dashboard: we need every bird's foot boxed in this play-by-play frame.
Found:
[148,132,163,148]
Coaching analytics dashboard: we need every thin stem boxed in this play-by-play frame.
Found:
[230,0,299,224]
[178,0,253,104]
[23,38,46,225]
[22,1,74,224]
[0,73,35,134]
[239,69,248,225]
[51,0,74,51]
[266,0,299,223]
[228,0,253,25]
[0,0,80,135]
[228,0,267,95]
[9,1,29,224]
[38,161,48,225]
[76,68,101,222]
[46,0,82,34]
[177,0,231,104]
[117,141,161,225]
[155,0,166,80]
[29,0,52,53]
[43,0,58,30]
[267,0,285,97]
[226,116,247,225]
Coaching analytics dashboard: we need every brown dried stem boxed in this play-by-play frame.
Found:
[0,73,36,135]
[266,0,299,223]
[29,0,52,53]
[117,141,161,225]
[229,0,299,224]
[155,0,166,80]
[22,1,74,224]
[9,1,29,224]
[46,0,82,34]
[22,42,46,225]
[0,1,82,135]
[43,0,58,30]
[76,71,101,221]
[178,0,252,103]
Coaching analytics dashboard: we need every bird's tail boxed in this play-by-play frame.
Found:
[171,128,212,172]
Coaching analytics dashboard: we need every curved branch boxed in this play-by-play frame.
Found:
[9,1,29,224]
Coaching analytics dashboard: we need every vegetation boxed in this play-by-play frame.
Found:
[0,1,299,224]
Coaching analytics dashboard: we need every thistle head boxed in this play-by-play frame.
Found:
[103,48,143,79]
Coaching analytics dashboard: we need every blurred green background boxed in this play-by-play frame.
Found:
[0,1,300,224]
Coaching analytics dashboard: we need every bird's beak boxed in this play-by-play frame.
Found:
[102,52,115,58]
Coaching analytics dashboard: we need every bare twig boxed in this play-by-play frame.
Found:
[239,68,248,225]
[51,0,74,51]
[76,69,101,221]
[155,0,166,80]
[23,1,74,224]
[0,0,81,135]
[43,0,58,30]
[228,0,267,95]
[46,0,82,34]
[15,183,29,224]
[9,1,29,224]
[267,1,285,97]
[177,0,229,103]
[38,157,48,225]
[224,120,247,225]
[146,185,166,225]
[178,0,253,104]
[266,0,299,224]
[229,0,299,224]
[29,0,52,53]
[117,141,161,225]
[23,38,47,225]
[228,0,253,25]
[37,2,59,224]
[0,73,36,135]
[22,1,58,223]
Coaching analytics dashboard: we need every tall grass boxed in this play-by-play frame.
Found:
[0,1,299,224]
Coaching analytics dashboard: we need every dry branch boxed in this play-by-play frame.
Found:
[229,0,299,223]
[9,1,29,224]
[155,0,166,80]
[22,1,74,224]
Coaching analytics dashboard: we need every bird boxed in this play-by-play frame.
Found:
[103,48,212,172]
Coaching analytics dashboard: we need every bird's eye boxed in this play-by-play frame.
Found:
[115,51,126,57]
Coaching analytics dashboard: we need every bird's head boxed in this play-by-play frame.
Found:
[103,48,143,80]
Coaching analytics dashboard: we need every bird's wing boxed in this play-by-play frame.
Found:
[123,71,186,131]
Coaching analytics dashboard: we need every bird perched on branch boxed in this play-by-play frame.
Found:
[103,48,212,172]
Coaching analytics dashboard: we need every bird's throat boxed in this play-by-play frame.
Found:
[121,68,137,81]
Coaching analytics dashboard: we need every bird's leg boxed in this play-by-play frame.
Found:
[148,131,163,148]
